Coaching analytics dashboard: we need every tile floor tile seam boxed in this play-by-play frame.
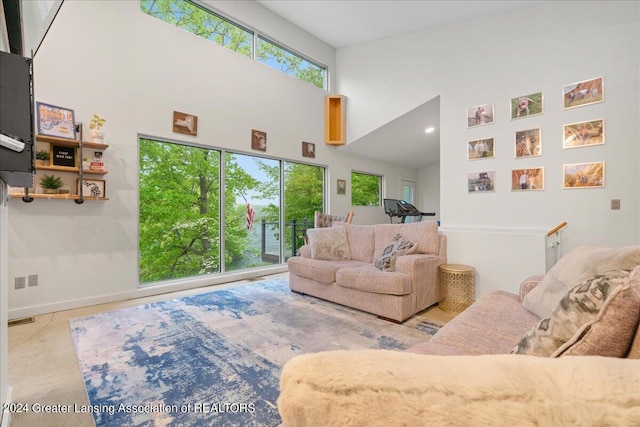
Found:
[8,313,55,352]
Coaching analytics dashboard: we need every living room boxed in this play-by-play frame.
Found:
[0,0,639,426]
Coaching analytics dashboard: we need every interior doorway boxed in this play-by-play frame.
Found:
[401,179,417,223]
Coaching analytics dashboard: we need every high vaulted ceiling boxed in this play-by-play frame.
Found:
[257,1,548,169]
[257,1,547,48]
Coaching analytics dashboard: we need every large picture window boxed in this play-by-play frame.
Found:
[139,137,325,285]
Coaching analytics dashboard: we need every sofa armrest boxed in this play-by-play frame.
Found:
[396,253,440,276]
[278,349,640,427]
[519,275,544,302]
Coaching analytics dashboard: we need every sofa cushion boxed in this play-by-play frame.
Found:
[332,221,375,263]
[307,226,351,261]
[374,233,417,272]
[408,290,540,355]
[288,257,366,284]
[336,265,412,296]
[523,245,640,318]
[513,268,640,357]
[374,221,438,259]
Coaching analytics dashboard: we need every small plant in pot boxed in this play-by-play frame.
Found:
[40,174,63,194]
[36,150,50,166]
[89,114,106,142]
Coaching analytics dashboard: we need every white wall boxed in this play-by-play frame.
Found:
[0,182,9,426]
[6,0,413,318]
[336,1,640,294]
[418,161,440,223]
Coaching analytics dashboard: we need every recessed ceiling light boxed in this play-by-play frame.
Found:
[425,127,435,134]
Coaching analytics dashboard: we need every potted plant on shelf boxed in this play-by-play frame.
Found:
[89,114,106,142]
[36,150,50,166]
[40,174,63,194]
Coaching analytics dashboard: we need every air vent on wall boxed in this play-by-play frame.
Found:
[8,316,35,327]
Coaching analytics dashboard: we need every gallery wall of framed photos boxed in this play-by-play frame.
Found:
[465,76,605,195]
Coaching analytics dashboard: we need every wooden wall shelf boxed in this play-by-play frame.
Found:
[23,134,111,201]
[325,95,346,145]
[9,193,108,201]
[35,134,109,150]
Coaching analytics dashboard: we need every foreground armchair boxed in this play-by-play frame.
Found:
[278,350,640,427]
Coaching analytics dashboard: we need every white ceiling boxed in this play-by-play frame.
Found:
[257,0,548,169]
[257,0,547,49]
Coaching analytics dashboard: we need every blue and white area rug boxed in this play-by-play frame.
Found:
[70,278,441,426]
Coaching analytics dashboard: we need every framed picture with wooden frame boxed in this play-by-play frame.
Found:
[251,129,267,151]
[337,179,346,195]
[563,119,605,149]
[77,178,106,198]
[302,141,315,158]
[36,101,77,140]
[172,111,198,136]
[563,162,605,189]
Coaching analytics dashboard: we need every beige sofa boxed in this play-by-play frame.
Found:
[287,220,446,323]
[278,246,640,426]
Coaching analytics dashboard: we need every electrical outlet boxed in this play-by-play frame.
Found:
[611,199,621,210]
[28,274,38,287]
[14,277,26,289]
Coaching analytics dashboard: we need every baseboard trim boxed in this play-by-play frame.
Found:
[9,266,288,319]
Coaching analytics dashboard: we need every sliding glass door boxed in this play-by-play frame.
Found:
[139,137,325,285]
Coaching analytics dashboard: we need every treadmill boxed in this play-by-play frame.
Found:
[383,199,436,223]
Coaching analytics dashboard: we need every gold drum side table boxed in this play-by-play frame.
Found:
[438,264,475,314]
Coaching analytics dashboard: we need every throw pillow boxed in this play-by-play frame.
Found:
[307,226,351,261]
[512,268,640,357]
[374,233,417,272]
[523,245,640,318]
[332,221,375,263]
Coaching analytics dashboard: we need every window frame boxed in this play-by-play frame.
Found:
[142,0,328,89]
[350,170,383,207]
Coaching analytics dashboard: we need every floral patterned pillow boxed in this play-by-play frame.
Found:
[374,234,417,272]
[512,268,640,357]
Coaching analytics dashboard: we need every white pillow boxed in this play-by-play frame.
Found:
[523,246,640,318]
[307,227,351,261]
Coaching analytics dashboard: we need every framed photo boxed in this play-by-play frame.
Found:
[36,101,77,140]
[563,119,605,149]
[515,128,541,158]
[511,168,544,191]
[563,77,604,109]
[251,129,267,152]
[302,141,315,158]
[173,111,198,136]
[467,171,495,193]
[510,92,543,119]
[563,162,605,189]
[467,103,494,128]
[467,137,495,160]
[337,179,346,195]
[51,144,77,168]
[78,178,106,198]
